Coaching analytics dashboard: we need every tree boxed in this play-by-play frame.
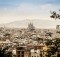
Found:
[50,10,60,20]
[53,38,60,51]
[0,46,12,57]
[45,39,53,46]
[45,38,60,57]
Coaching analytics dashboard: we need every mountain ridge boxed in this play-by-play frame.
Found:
[0,19,58,29]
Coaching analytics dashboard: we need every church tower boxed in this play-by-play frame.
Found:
[27,23,35,31]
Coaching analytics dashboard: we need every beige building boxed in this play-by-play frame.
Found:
[31,49,40,57]
[30,45,44,57]
[16,45,45,57]
[16,46,30,57]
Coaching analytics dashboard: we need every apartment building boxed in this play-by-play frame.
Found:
[16,45,44,57]
[16,46,30,57]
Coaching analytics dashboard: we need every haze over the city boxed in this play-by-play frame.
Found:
[0,0,60,28]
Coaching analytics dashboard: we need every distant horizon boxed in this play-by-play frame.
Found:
[0,19,59,29]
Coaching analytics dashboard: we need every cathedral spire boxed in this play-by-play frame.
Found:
[27,22,35,31]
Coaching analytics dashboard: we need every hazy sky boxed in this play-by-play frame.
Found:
[0,0,60,24]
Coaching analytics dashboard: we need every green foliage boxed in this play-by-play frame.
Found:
[45,39,52,46]
[50,47,56,55]
[45,38,60,56]
[0,46,12,57]
[50,10,60,19]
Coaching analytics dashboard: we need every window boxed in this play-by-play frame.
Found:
[22,51,24,54]
[22,55,24,57]
[34,56,36,57]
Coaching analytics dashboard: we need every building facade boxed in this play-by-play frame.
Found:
[16,46,30,57]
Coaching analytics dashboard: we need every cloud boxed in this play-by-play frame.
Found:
[0,3,60,24]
